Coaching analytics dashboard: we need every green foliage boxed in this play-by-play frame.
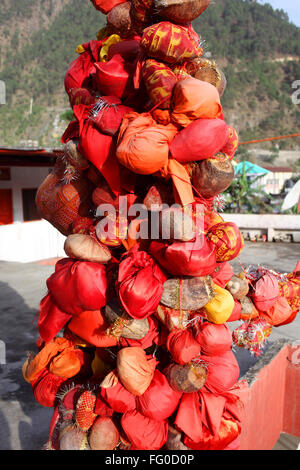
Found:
[223,162,272,214]
[193,0,300,59]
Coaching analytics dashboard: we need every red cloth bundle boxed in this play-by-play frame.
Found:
[211,262,234,288]
[184,417,240,450]
[107,39,141,62]
[141,21,201,65]
[90,96,133,136]
[167,328,201,364]
[250,273,279,312]
[119,316,160,350]
[207,222,244,262]
[90,0,127,13]
[227,300,242,322]
[117,247,167,319]
[46,259,109,316]
[64,40,102,94]
[38,293,72,343]
[175,384,242,447]
[68,310,118,348]
[69,88,96,108]
[260,296,293,327]
[74,104,121,196]
[100,371,137,413]
[195,322,232,356]
[149,237,217,277]
[169,118,229,164]
[121,410,168,450]
[142,59,178,109]
[137,370,182,420]
[131,0,154,30]
[33,372,66,408]
[202,350,240,394]
[94,54,136,99]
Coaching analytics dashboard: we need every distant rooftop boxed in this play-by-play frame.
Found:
[0,147,62,166]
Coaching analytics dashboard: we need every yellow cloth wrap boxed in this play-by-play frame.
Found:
[204,283,234,324]
[99,34,122,62]
[76,44,86,54]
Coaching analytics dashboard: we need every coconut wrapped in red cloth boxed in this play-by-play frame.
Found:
[94,54,136,99]
[89,96,133,136]
[137,370,182,420]
[167,328,201,365]
[117,347,158,396]
[46,259,109,316]
[73,104,121,196]
[194,322,233,357]
[175,382,243,449]
[142,59,178,110]
[170,77,222,128]
[202,350,240,395]
[260,296,293,327]
[141,21,201,65]
[38,293,73,343]
[249,273,279,312]
[121,410,168,450]
[211,262,234,288]
[149,236,217,277]
[116,111,178,176]
[22,338,80,385]
[130,0,154,32]
[33,372,66,408]
[117,246,167,320]
[64,39,103,96]
[169,118,229,164]
[207,222,244,262]
[67,310,119,348]
[119,315,161,350]
[100,370,137,413]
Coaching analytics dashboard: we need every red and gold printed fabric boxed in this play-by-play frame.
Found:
[141,21,202,65]
[207,222,244,262]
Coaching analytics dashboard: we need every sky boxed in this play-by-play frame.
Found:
[258,1,300,27]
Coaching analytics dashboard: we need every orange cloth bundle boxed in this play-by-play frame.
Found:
[22,338,81,384]
[68,310,119,348]
[171,78,222,127]
[116,111,178,175]
[260,296,293,327]
[141,21,202,65]
[117,347,157,396]
[142,59,178,109]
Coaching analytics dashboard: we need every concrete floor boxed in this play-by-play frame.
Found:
[0,242,299,450]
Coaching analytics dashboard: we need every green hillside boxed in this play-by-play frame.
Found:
[0,0,299,149]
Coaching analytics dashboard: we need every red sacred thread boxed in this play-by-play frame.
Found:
[239,133,300,145]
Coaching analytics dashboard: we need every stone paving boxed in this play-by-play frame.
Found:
[0,242,299,450]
